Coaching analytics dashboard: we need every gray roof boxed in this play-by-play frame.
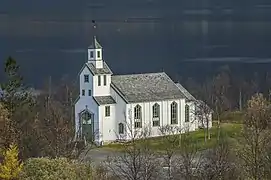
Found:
[94,96,116,105]
[88,36,102,49]
[86,62,113,75]
[111,72,186,103]
[175,83,196,101]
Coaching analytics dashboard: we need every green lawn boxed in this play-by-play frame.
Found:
[102,123,243,152]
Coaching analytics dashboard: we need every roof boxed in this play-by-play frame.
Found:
[93,96,116,105]
[73,96,116,106]
[111,72,186,103]
[86,62,113,75]
[175,83,196,101]
[88,36,102,49]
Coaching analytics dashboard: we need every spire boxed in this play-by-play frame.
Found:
[88,36,102,49]
[88,20,102,49]
[87,20,103,65]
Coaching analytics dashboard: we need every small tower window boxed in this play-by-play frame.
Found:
[88,89,91,96]
[84,75,89,83]
[98,75,101,86]
[97,51,101,58]
[90,51,94,58]
[82,89,85,96]
[105,106,110,117]
[104,75,107,86]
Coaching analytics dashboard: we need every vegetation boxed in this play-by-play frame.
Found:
[19,157,91,180]
[104,123,242,152]
[0,144,23,180]
[1,57,271,179]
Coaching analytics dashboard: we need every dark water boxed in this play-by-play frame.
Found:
[1,0,271,87]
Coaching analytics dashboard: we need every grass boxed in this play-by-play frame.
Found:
[102,123,243,152]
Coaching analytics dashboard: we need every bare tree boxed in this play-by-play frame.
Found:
[106,109,160,180]
[238,93,271,180]
[201,134,240,180]
[159,125,181,180]
[193,100,213,142]
[173,133,202,180]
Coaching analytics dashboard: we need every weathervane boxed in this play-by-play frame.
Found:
[92,20,97,36]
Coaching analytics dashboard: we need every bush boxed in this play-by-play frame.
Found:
[221,111,244,123]
[19,157,93,180]
[0,144,23,180]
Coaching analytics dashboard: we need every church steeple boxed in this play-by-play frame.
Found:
[89,36,102,49]
[88,36,103,68]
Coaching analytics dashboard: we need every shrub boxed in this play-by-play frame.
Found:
[221,111,244,123]
[19,157,93,180]
[0,144,23,180]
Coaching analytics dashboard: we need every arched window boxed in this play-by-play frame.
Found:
[81,111,92,124]
[185,104,190,122]
[152,103,160,126]
[134,105,142,128]
[119,123,124,134]
[171,102,178,124]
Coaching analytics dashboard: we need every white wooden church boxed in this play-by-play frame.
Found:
[74,36,212,145]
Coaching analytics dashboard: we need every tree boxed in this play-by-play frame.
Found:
[194,100,212,142]
[173,133,202,180]
[212,69,231,140]
[34,98,74,158]
[0,57,36,158]
[201,134,240,180]
[0,103,17,148]
[106,111,160,180]
[238,93,271,180]
[0,144,23,180]
[159,125,181,180]
[1,56,34,115]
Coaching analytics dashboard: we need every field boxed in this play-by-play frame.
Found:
[103,122,243,152]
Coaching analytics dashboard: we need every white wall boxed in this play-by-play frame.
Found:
[99,104,117,143]
[74,97,99,142]
[79,66,93,98]
[123,98,198,140]
[93,74,111,96]
[183,102,197,132]
[110,87,127,140]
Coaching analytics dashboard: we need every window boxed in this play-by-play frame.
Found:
[134,105,142,128]
[105,106,110,117]
[90,51,94,58]
[185,104,190,122]
[88,89,91,96]
[171,102,178,124]
[98,75,101,86]
[104,75,107,85]
[152,103,160,126]
[97,51,101,58]
[119,123,124,134]
[84,75,89,83]
[82,89,85,96]
[81,111,91,122]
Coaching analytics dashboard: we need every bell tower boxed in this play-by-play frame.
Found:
[88,36,103,68]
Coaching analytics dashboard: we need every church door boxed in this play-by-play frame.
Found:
[81,111,94,143]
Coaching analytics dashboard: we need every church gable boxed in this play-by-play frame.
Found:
[111,72,185,103]
[86,62,113,75]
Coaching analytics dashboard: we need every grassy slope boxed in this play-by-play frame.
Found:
[103,123,243,152]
